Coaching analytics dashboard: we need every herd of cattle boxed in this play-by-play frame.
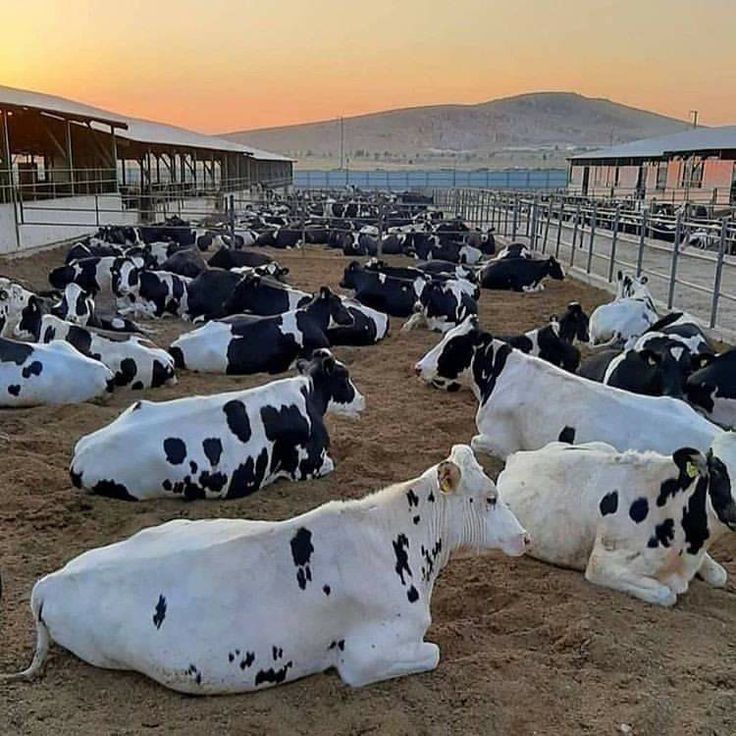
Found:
[2,195,736,697]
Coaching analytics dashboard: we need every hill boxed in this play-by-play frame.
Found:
[221,92,691,169]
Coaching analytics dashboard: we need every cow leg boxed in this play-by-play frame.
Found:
[401,312,426,332]
[338,639,439,688]
[697,553,728,587]
[585,545,677,607]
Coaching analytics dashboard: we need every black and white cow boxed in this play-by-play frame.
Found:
[53,284,147,335]
[0,280,37,337]
[498,438,736,606]
[479,256,564,292]
[170,288,352,375]
[577,348,686,398]
[686,350,736,429]
[222,274,311,318]
[366,258,478,294]
[207,246,274,270]
[69,349,364,501]
[328,299,390,346]
[255,226,302,249]
[17,301,175,390]
[402,280,478,333]
[416,260,478,284]
[492,244,531,261]
[65,241,123,264]
[4,445,527,692]
[340,262,424,318]
[0,336,113,407]
[413,317,726,460]
[116,270,191,319]
[49,256,144,296]
[630,312,715,362]
[589,272,658,346]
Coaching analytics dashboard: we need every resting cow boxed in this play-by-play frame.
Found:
[402,280,478,333]
[328,299,390,346]
[414,317,725,460]
[17,301,175,390]
[479,256,564,292]
[208,245,273,270]
[169,288,352,374]
[116,270,192,319]
[5,445,526,691]
[0,337,113,407]
[70,349,364,501]
[222,274,310,317]
[498,438,736,606]
[340,262,423,318]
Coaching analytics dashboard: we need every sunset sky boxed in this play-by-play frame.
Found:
[2,0,735,134]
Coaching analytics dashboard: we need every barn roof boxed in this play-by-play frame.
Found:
[0,84,292,162]
[570,125,736,162]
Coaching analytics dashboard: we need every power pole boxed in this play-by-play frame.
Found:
[690,110,699,128]
[339,116,345,169]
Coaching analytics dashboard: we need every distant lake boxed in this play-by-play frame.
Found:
[294,168,568,190]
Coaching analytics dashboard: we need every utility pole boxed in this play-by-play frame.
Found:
[339,116,345,169]
[689,110,699,128]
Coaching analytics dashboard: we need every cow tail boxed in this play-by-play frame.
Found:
[0,589,51,682]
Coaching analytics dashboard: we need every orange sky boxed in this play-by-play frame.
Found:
[2,0,735,133]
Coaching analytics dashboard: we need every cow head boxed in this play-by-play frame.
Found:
[616,271,650,300]
[339,261,362,289]
[307,287,354,329]
[439,444,528,557]
[637,348,686,399]
[547,256,565,280]
[297,348,365,418]
[55,283,94,325]
[558,301,590,344]
[414,316,482,391]
[111,258,142,297]
[12,294,44,341]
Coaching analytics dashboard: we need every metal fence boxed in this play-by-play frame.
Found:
[447,189,736,339]
[294,168,567,191]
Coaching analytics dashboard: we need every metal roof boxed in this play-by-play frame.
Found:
[570,126,736,162]
[0,84,292,162]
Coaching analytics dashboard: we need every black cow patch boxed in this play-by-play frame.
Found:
[392,533,412,586]
[629,498,649,523]
[131,381,144,391]
[203,437,223,466]
[407,585,419,603]
[558,425,576,444]
[0,339,33,365]
[406,489,419,508]
[239,651,255,670]
[290,527,314,590]
[328,639,345,651]
[420,539,443,582]
[198,470,228,494]
[322,585,331,596]
[21,360,43,379]
[272,646,283,660]
[92,479,137,501]
[599,491,618,516]
[7,384,20,396]
[152,594,167,629]
[413,515,420,525]
[682,475,710,554]
[647,519,675,548]
[186,664,202,686]
[116,358,137,386]
[255,662,293,687]
[227,448,269,498]
[223,400,252,443]
[163,437,187,465]
[427,491,435,503]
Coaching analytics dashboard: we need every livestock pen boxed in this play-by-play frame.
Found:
[1,238,735,735]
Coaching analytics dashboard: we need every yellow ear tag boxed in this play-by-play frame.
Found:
[440,476,452,493]
[686,461,698,479]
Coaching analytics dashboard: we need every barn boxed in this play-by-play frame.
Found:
[0,84,293,253]
[568,126,736,205]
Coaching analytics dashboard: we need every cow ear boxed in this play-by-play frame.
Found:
[549,314,558,323]
[673,447,707,481]
[639,349,661,366]
[319,286,331,298]
[437,461,461,494]
[640,275,648,285]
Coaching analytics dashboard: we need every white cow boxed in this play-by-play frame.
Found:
[0,337,113,407]
[0,280,36,337]
[497,437,736,606]
[3,445,527,692]
[589,272,658,346]
[414,317,726,460]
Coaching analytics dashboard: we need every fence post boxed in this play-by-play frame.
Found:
[95,194,100,227]
[636,210,648,276]
[586,202,597,274]
[608,204,620,282]
[667,212,682,309]
[570,203,581,265]
[542,198,551,254]
[555,199,563,258]
[229,193,236,248]
[709,218,728,328]
[529,198,537,250]
[377,202,385,256]
[512,195,519,240]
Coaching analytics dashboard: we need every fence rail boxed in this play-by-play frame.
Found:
[445,189,736,339]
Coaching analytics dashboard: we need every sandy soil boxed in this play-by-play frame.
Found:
[1,246,735,736]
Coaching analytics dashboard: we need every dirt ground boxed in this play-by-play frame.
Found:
[1,246,735,736]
